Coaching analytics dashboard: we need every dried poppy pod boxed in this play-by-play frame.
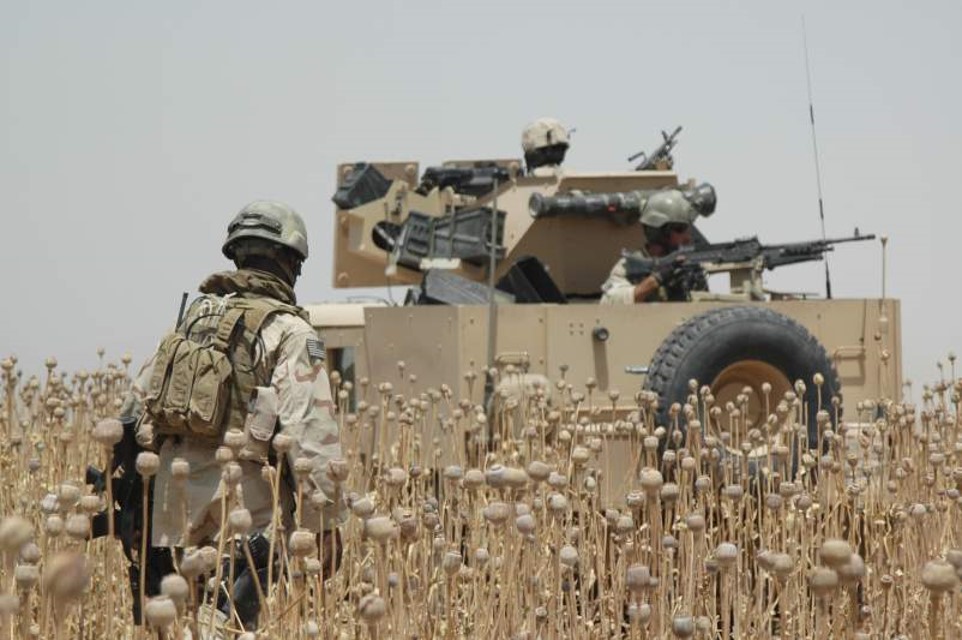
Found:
[228,508,253,535]
[393,509,418,541]
[351,496,374,519]
[92,418,124,447]
[638,468,663,495]
[485,466,528,490]
[714,543,738,569]
[548,493,568,514]
[672,615,695,638]
[570,446,591,466]
[474,547,490,565]
[56,484,81,509]
[482,502,512,527]
[547,472,568,489]
[221,462,242,487]
[819,539,853,569]
[441,551,462,576]
[42,551,89,603]
[921,560,959,593]
[64,514,90,541]
[272,434,293,454]
[837,553,866,586]
[660,483,680,505]
[364,516,399,543]
[79,494,102,515]
[136,451,160,478]
[289,529,316,557]
[615,516,635,536]
[327,458,350,484]
[222,428,247,451]
[14,564,39,591]
[383,466,409,487]
[515,514,536,535]
[0,515,33,553]
[44,515,64,538]
[685,512,706,533]
[144,595,177,630]
[358,592,387,624]
[19,542,40,565]
[559,545,579,568]
[526,461,551,482]
[626,564,651,593]
[303,557,322,577]
[462,468,485,490]
[809,567,839,597]
[945,549,962,571]
[160,573,189,608]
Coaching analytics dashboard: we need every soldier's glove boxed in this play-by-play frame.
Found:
[652,254,687,286]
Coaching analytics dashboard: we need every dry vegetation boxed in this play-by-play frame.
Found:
[1,351,962,639]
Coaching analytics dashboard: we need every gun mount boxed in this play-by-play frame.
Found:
[331,158,678,296]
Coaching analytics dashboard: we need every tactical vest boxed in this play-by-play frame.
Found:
[144,294,301,442]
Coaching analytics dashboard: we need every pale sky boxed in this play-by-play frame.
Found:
[1,0,960,390]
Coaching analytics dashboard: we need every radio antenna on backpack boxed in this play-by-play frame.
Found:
[802,16,833,299]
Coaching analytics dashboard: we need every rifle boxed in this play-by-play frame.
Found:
[86,417,173,624]
[623,232,876,297]
[628,126,683,171]
[417,165,511,197]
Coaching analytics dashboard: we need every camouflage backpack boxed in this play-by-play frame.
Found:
[143,293,301,442]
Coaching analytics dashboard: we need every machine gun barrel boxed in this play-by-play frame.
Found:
[628,126,683,170]
[623,232,876,284]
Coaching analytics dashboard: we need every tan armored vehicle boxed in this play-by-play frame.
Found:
[311,125,899,501]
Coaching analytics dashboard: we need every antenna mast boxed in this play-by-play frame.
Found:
[802,16,833,299]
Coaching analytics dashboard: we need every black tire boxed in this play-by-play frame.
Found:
[644,306,840,449]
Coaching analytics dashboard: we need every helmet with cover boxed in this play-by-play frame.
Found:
[521,117,570,172]
[223,201,308,286]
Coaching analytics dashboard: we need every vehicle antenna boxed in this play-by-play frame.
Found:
[486,178,499,368]
[483,177,500,422]
[802,16,832,299]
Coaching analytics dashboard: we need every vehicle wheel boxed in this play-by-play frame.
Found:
[644,306,840,453]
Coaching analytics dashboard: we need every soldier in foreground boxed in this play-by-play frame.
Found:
[521,117,570,176]
[600,189,709,303]
[120,201,346,635]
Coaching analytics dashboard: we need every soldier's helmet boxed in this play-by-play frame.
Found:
[521,118,570,154]
[521,117,570,171]
[222,200,309,261]
[639,190,698,229]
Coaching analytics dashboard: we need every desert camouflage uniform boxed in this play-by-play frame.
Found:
[601,246,708,304]
[601,246,655,304]
[122,269,345,547]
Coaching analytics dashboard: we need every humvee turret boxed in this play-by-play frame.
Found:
[312,131,899,502]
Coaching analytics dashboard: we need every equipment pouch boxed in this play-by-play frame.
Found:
[239,386,278,462]
[145,332,232,441]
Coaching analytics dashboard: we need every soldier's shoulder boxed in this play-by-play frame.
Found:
[264,307,314,334]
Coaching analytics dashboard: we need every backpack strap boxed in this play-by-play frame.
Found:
[212,307,245,352]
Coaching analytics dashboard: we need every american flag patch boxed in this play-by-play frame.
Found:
[306,337,326,363]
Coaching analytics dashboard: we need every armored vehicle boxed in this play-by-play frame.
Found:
[311,128,899,501]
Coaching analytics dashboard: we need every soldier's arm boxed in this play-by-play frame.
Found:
[272,323,346,531]
[601,258,659,304]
